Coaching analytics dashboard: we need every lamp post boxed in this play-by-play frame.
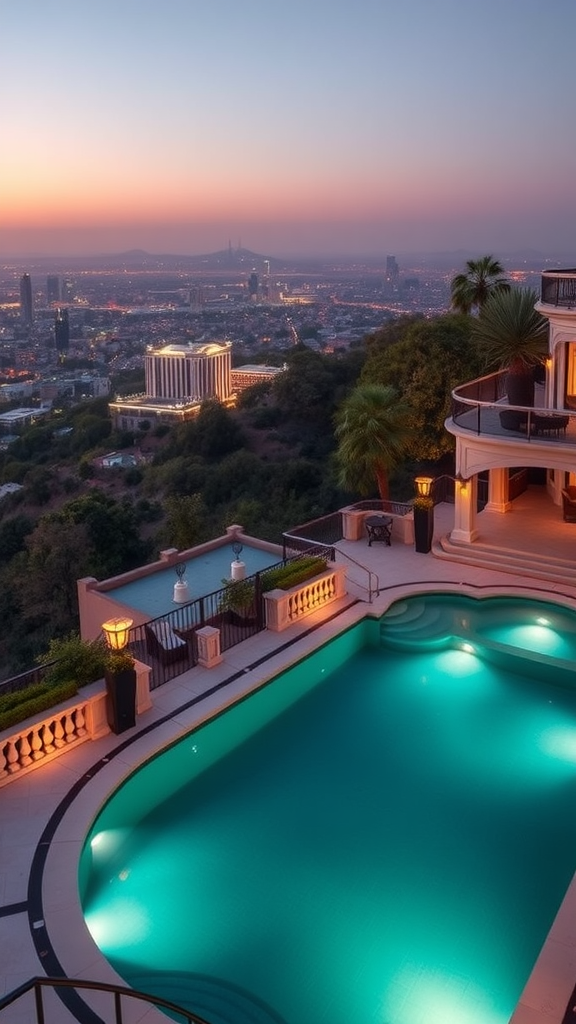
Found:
[102,617,136,734]
[413,476,434,553]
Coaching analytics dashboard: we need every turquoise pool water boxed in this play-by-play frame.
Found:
[80,595,576,1024]
[107,543,281,617]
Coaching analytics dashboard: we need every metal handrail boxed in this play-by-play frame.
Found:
[0,975,210,1024]
[332,545,380,602]
[284,531,378,602]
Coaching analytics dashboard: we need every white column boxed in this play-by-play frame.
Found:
[484,467,511,513]
[450,475,479,543]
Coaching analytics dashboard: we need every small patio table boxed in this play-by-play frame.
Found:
[365,515,392,546]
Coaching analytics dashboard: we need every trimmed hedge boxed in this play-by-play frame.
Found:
[261,555,328,592]
[0,679,79,733]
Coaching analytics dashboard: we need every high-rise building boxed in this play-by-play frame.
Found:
[248,272,258,299]
[145,341,232,402]
[54,308,70,361]
[47,275,60,303]
[385,255,399,282]
[19,273,33,326]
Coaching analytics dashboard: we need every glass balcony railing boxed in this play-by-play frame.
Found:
[450,370,576,443]
[540,270,576,308]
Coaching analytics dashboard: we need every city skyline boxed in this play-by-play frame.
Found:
[2,0,576,260]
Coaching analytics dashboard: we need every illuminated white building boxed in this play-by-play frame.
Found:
[109,340,233,430]
[145,341,232,402]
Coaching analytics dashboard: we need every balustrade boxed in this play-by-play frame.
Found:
[0,702,89,783]
[264,564,347,632]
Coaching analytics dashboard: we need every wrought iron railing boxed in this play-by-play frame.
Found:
[282,511,343,554]
[349,498,412,516]
[126,551,333,690]
[0,662,55,697]
[0,975,209,1024]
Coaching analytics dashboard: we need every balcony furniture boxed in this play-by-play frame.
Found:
[561,487,576,522]
[365,515,392,546]
[499,410,528,432]
[531,413,569,438]
[145,620,188,665]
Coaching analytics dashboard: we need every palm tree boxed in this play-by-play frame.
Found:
[450,255,511,315]
[334,384,412,502]
[472,287,548,406]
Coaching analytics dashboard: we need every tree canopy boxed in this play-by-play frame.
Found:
[361,315,480,460]
[450,255,511,315]
[334,383,413,501]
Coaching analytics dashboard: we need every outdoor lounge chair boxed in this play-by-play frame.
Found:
[145,620,188,665]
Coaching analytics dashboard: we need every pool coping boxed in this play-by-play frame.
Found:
[11,579,576,1024]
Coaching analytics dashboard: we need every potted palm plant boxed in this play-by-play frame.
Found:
[219,577,257,626]
[472,288,548,414]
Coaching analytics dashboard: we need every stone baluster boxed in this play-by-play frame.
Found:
[19,733,33,767]
[31,726,44,761]
[42,723,55,754]
[6,740,20,774]
[53,717,66,748]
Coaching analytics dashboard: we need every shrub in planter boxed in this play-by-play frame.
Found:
[260,555,328,592]
[219,577,257,619]
[105,649,136,675]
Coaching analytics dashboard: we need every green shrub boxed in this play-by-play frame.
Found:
[39,632,107,688]
[261,555,328,592]
[219,577,257,614]
[0,679,79,732]
[105,650,135,674]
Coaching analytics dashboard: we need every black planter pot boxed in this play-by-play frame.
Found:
[105,668,137,734]
[505,371,535,409]
[413,505,434,554]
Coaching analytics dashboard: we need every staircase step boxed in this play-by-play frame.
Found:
[433,534,576,585]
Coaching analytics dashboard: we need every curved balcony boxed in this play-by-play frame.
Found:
[450,370,576,444]
[540,269,576,309]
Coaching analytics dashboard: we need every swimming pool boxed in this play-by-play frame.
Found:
[80,594,576,1024]
[107,543,281,617]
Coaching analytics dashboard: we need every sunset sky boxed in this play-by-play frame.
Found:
[2,0,575,259]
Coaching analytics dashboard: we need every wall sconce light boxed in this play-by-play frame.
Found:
[545,357,552,369]
[102,617,133,651]
[414,476,433,498]
[455,473,468,494]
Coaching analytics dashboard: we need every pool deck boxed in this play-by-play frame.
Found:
[2,497,576,1024]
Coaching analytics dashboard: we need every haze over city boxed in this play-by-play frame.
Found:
[2,0,576,260]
